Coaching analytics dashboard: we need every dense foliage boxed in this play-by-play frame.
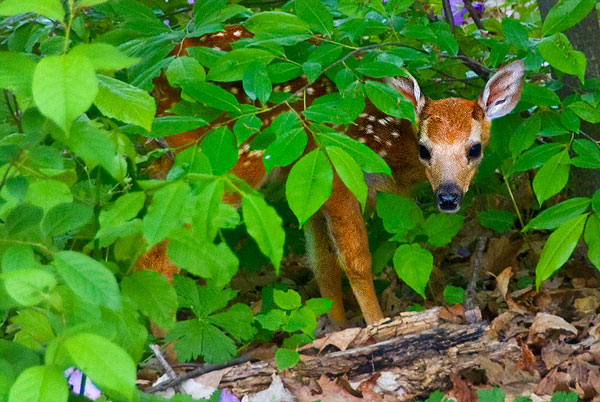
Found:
[0,0,598,400]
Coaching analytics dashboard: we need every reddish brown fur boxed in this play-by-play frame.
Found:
[420,98,478,144]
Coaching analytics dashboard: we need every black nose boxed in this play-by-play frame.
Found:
[435,183,463,212]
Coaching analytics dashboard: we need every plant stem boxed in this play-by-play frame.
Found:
[503,175,525,228]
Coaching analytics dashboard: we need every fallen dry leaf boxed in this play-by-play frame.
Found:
[528,313,578,345]
[449,372,476,402]
[517,340,537,372]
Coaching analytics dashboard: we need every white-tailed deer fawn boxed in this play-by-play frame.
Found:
[140,25,525,325]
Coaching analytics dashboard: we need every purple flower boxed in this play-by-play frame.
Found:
[219,390,240,402]
[188,0,195,4]
[163,19,170,27]
[443,0,484,26]
[64,368,102,401]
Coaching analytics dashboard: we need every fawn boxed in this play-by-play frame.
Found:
[142,25,525,325]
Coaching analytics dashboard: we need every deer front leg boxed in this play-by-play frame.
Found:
[322,177,384,325]
[305,212,346,325]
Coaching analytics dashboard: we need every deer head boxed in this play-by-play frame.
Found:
[387,60,525,213]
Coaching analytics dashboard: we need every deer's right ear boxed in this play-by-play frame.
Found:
[478,60,525,120]
[385,74,426,118]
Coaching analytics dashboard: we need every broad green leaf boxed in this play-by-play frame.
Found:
[8,365,68,402]
[593,189,600,214]
[77,0,108,6]
[285,148,333,226]
[0,52,36,104]
[571,139,600,168]
[502,17,529,49]
[166,319,236,363]
[477,387,505,402]
[201,127,237,175]
[168,229,238,288]
[542,0,596,36]
[584,214,600,270]
[243,62,271,104]
[510,143,564,174]
[95,74,156,132]
[32,54,98,134]
[510,115,541,158]
[41,202,93,236]
[245,12,311,35]
[66,122,126,181]
[70,43,139,71]
[532,150,570,205]
[435,30,458,56]
[365,80,415,123]
[54,251,121,310]
[147,116,208,138]
[376,193,423,234]
[4,204,43,236]
[2,269,56,306]
[305,298,333,316]
[536,214,588,288]
[355,61,405,78]
[2,246,36,272]
[99,192,146,230]
[569,101,600,123]
[424,213,464,247]
[166,56,206,87]
[143,181,191,246]
[60,333,136,401]
[538,33,586,83]
[302,61,321,83]
[207,49,276,82]
[184,81,241,112]
[326,146,367,210]
[263,127,307,172]
[209,303,257,342]
[275,348,300,371]
[273,289,301,310]
[192,179,225,241]
[100,304,147,363]
[443,286,465,305]
[26,180,72,212]
[285,306,316,334]
[525,198,591,231]
[121,271,177,330]
[242,194,285,273]
[478,210,516,232]
[0,0,64,21]
[519,83,560,107]
[296,0,334,35]
[393,243,433,298]
[234,115,262,145]
[268,62,303,83]
[315,130,390,175]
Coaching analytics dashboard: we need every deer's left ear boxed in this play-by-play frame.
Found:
[385,74,427,118]
[478,60,525,120]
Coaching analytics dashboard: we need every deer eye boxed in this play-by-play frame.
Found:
[468,143,482,159]
[419,145,431,161]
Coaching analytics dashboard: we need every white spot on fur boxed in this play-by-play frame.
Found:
[378,150,388,158]
[391,131,400,138]
[306,87,315,95]
[233,30,242,37]
[358,137,367,143]
[378,118,387,126]
[368,115,376,122]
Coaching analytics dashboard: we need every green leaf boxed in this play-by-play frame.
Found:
[550,392,578,402]
[54,251,121,310]
[315,130,390,175]
[443,286,465,305]
[66,122,126,181]
[41,202,93,236]
[243,62,271,104]
[2,246,36,272]
[168,230,238,288]
[509,115,541,158]
[435,30,458,56]
[166,56,206,87]
[121,271,177,330]
[519,83,561,107]
[532,150,570,205]
[268,62,303,83]
[275,348,300,371]
[541,0,596,36]
[365,80,415,123]
[593,189,600,214]
[201,127,237,175]
[4,204,43,236]
[305,298,333,316]
[143,181,191,246]
[60,333,136,401]
[0,52,36,104]
[192,179,225,241]
[70,43,139,71]
[77,0,108,7]
[285,306,316,334]
[355,61,405,78]
[8,365,68,402]
[99,192,146,230]
[424,214,464,247]
[273,289,301,310]
[147,116,209,139]
[502,17,529,49]
[26,180,72,212]
[245,12,311,36]
[167,319,236,363]
[326,146,368,210]
[569,101,600,123]
[33,54,98,134]
[302,61,322,84]
[2,269,56,306]
[477,387,505,402]
[376,193,423,234]
[296,0,334,35]
[242,194,285,273]
[285,148,333,226]
[538,33,586,83]
[510,143,564,174]
[0,0,65,21]
[393,243,433,298]
[478,210,516,232]
[184,81,241,112]
[209,303,257,342]
[584,213,600,270]
[525,198,591,231]
[207,49,276,82]
[571,139,600,168]
[263,122,307,172]
[536,214,588,289]
[95,74,156,132]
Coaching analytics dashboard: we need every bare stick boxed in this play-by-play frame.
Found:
[150,344,184,394]
[463,0,485,31]
[441,0,455,34]
[464,236,487,311]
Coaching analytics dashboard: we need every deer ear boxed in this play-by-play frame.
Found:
[385,74,426,118]
[478,60,525,120]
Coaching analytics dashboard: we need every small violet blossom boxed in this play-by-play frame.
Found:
[163,19,170,27]
[188,0,195,4]
[220,390,241,402]
[443,0,484,26]
[64,368,102,401]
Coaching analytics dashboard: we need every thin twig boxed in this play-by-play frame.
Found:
[579,130,600,149]
[441,0,455,34]
[463,0,485,30]
[149,344,184,394]
[148,355,251,393]
[3,90,23,133]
